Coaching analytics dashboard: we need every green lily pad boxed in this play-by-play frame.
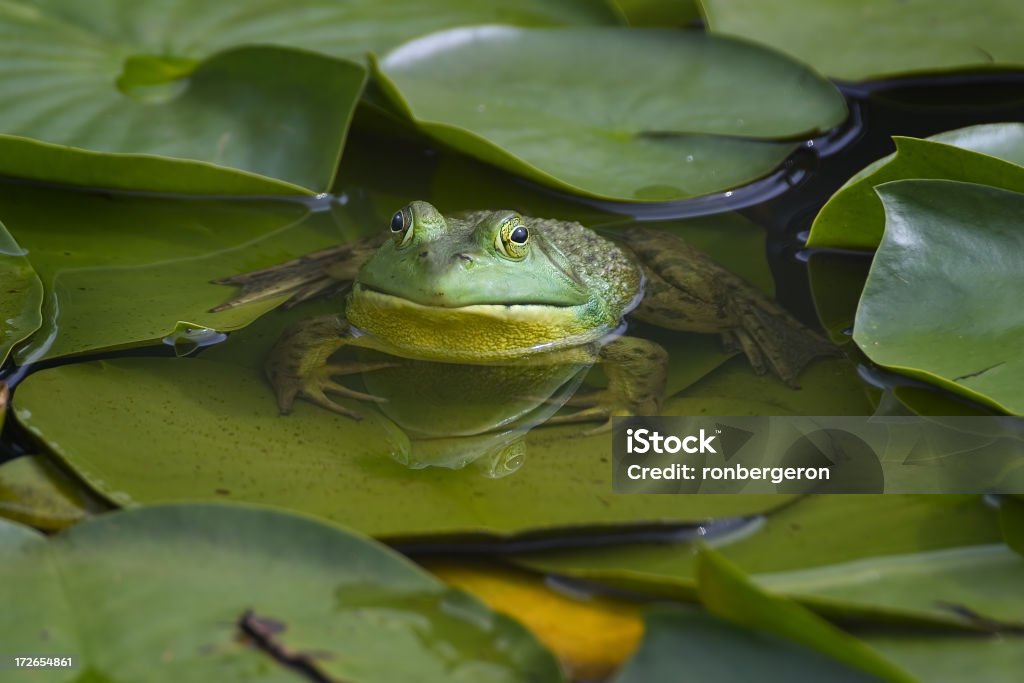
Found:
[697,548,918,682]
[0,39,362,193]
[0,218,41,362]
[0,180,351,362]
[756,544,1024,629]
[512,495,1006,626]
[613,607,877,683]
[0,0,616,193]
[853,180,1024,415]
[866,633,1024,683]
[666,353,872,415]
[11,298,787,539]
[701,0,1024,81]
[0,503,564,682]
[611,0,701,27]
[1001,497,1024,557]
[0,455,101,530]
[807,124,1024,250]
[374,27,846,202]
[806,251,871,343]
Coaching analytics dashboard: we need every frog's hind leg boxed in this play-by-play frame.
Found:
[267,314,392,419]
[620,227,837,388]
[211,235,384,312]
[545,336,668,432]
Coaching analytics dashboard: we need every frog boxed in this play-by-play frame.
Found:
[213,201,836,428]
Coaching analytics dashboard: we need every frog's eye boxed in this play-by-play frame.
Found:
[496,215,529,260]
[389,206,414,247]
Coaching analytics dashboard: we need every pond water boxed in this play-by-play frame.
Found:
[0,71,1022,532]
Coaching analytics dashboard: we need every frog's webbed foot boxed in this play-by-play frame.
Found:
[620,227,838,387]
[272,361,392,420]
[210,235,383,312]
[724,298,838,388]
[546,337,667,434]
[266,314,392,419]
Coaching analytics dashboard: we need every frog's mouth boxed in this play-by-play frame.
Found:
[348,283,610,360]
[351,282,583,310]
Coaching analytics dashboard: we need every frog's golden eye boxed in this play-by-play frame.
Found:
[496,215,529,260]
[389,206,414,247]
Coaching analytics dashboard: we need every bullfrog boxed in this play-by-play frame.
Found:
[214,202,835,427]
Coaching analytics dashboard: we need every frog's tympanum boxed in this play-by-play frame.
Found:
[214,202,835,429]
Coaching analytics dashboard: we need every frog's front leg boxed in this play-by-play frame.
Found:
[211,235,384,312]
[619,227,837,387]
[267,314,390,419]
[547,336,667,431]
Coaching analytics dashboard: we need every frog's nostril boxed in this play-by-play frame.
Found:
[419,251,428,258]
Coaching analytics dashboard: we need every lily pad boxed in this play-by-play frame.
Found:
[866,633,1024,683]
[11,299,786,539]
[375,26,846,202]
[701,0,1024,81]
[853,180,1024,415]
[665,353,872,416]
[0,180,347,362]
[0,503,564,682]
[0,218,41,362]
[612,607,877,683]
[0,454,100,530]
[755,544,1024,629]
[807,124,1024,250]
[697,548,918,682]
[0,0,616,193]
[512,495,1006,626]
[0,39,362,193]
[1000,496,1024,557]
[806,251,871,343]
[611,0,701,27]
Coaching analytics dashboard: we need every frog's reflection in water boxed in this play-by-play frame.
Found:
[357,348,594,478]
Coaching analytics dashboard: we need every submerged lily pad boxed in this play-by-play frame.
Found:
[375,26,846,202]
[0,503,563,682]
[0,219,41,362]
[807,124,1024,250]
[701,0,1024,81]
[11,297,787,539]
[854,180,1024,415]
[0,181,347,362]
[0,0,615,193]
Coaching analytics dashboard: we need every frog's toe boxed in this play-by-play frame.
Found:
[579,417,619,436]
[545,392,635,428]
[302,387,367,421]
[274,383,301,415]
[546,404,610,425]
[320,377,387,404]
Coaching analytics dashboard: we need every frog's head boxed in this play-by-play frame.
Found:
[354,201,590,308]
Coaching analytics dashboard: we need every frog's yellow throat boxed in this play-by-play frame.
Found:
[346,286,610,362]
